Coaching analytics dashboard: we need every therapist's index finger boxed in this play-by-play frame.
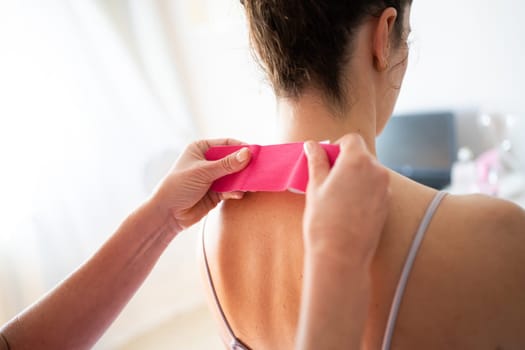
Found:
[331,134,370,169]
[304,141,330,187]
[339,134,368,154]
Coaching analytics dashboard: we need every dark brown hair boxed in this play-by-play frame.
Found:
[242,0,412,105]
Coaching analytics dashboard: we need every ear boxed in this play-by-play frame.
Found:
[372,7,398,72]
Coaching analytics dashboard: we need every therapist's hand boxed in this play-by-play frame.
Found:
[152,139,251,233]
[0,139,250,350]
[298,134,390,350]
[303,134,390,265]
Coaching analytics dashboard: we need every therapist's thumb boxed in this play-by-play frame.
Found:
[207,147,251,181]
[304,141,330,188]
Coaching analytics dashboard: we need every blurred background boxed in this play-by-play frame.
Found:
[0,0,524,348]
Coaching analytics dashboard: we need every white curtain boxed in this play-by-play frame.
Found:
[0,0,201,347]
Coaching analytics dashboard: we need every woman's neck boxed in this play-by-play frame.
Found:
[276,90,378,155]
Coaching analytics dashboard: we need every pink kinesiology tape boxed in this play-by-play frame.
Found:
[205,142,340,193]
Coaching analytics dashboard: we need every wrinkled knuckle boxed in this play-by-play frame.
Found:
[194,139,206,148]
[221,156,236,172]
[189,139,207,153]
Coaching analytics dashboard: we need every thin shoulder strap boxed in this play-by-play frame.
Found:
[201,217,251,350]
[381,191,448,350]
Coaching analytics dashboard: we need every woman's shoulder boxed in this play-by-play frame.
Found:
[428,192,525,277]
[393,192,525,348]
[436,193,525,290]
[438,193,525,238]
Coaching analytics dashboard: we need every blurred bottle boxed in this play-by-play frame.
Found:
[476,149,500,196]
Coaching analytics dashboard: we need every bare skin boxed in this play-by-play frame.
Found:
[203,172,525,350]
[201,5,525,350]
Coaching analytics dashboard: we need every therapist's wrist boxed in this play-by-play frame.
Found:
[304,246,373,297]
[304,231,374,271]
[144,194,183,239]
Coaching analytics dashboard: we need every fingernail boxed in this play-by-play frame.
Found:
[231,192,244,199]
[236,148,250,162]
[303,142,314,157]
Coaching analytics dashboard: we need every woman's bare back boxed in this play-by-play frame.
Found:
[201,171,525,349]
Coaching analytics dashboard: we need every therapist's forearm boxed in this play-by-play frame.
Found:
[0,198,179,350]
[296,249,371,350]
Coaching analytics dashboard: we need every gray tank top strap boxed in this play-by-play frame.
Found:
[381,191,448,350]
[201,217,251,350]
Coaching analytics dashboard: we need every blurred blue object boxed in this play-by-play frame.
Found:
[377,111,457,189]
